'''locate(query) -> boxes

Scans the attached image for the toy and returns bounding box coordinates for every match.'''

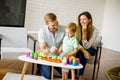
[62,57,68,65]
[26,52,62,63]
[26,52,30,57]
[34,53,38,60]
[30,52,34,59]
[62,56,80,66]
[26,52,80,65]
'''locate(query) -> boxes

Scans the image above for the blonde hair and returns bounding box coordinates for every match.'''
[66,22,77,33]
[76,11,93,43]
[44,13,57,23]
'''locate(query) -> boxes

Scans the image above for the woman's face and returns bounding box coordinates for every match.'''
[80,15,90,27]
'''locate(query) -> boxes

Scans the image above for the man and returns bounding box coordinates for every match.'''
[38,13,65,79]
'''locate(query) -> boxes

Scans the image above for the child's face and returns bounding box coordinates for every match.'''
[65,28,75,38]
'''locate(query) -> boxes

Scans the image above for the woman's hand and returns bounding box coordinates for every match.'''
[83,50,91,59]
[82,24,88,29]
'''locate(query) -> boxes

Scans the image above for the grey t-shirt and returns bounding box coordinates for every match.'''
[38,25,65,55]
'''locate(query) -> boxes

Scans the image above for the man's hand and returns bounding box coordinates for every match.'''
[50,46,58,53]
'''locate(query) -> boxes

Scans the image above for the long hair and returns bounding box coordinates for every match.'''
[76,11,93,43]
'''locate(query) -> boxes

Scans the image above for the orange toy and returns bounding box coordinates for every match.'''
[39,52,62,63]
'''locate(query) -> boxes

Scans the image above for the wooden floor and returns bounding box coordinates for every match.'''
[84,48,120,80]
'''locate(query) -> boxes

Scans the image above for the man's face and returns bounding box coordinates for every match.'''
[47,20,58,32]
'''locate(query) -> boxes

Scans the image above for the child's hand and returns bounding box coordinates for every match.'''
[63,54,69,58]
[58,47,62,54]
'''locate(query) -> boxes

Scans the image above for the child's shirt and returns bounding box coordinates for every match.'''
[60,36,78,57]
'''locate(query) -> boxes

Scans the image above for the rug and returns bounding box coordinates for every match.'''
[3,72,75,80]
[3,72,46,80]
[106,66,120,80]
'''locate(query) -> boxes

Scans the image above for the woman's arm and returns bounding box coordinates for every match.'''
[82,27,99,49]
[79,47,91,59]
[82,29,87,40]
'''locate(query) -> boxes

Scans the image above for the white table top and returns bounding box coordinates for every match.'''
[18,55,83,69]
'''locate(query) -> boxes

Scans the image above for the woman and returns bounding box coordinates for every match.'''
[76,11,99,80]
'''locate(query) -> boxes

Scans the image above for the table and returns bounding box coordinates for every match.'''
[18,55,83,80]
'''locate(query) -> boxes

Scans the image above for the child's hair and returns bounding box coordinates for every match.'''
[66,22,77,33]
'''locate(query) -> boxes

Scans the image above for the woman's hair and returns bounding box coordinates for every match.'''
[44,13,57,23]
[66,22,77,33]
[76,11,93,43]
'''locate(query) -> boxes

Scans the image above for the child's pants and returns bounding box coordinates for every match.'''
[62,68,69,72]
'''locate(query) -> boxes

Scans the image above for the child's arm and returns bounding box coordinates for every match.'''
[64,48,78,57]
[58,44,63,54]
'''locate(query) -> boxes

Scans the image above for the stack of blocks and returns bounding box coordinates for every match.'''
[62,56,80,66]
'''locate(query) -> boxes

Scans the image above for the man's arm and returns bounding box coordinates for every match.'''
[39,42,49,54]
[39,42,59,54]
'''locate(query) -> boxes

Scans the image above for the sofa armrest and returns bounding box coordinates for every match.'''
[0,34,2,40]
[27,34,37,42]
[27,34,37,52]
[0,34,2,59]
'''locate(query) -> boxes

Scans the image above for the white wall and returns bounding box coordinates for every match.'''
[25,0,105,34]
[24,0,119,52]
[102,0,120,52]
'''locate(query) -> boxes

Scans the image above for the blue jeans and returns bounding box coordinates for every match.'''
[37,64,61,79]
[76,47,96,76]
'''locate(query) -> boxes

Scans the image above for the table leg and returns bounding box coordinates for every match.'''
[20,62,29,80]
[71,69,75,80]
[51,66,54,80]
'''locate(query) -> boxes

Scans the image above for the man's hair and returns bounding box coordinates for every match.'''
[66,22,77,33]
[44,13,57,23]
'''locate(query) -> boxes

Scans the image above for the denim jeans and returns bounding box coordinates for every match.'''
[76,47,97,75]
[37,64,61,79]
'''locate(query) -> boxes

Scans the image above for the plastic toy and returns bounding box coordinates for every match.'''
[30,52,34,59]
[26,52,80,65]
[26,52,62,63]
[62,56,80,66]
[62,57,68,65]
[26,52,30,57]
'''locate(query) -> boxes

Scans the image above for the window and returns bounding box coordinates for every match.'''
[0,0,26,27]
